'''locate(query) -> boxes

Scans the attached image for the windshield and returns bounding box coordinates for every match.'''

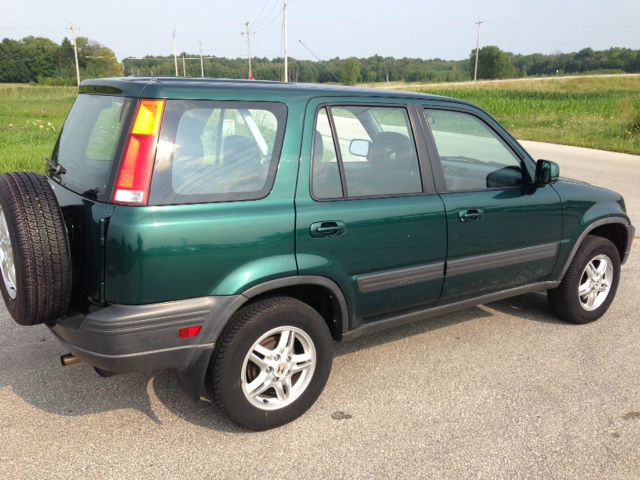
[52,94,135,201]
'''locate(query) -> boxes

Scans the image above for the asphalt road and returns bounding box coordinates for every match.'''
[1,142,638,479]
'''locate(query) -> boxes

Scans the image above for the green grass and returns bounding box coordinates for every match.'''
[408,76,640,155]
[0,77,638,175]
[0,84,76,173]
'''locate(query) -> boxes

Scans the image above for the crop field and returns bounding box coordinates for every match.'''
[0,75,638,174]
[406,75,640,155]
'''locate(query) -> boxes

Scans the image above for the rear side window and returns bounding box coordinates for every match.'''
[312,105,422,199]
[149,100,287,205]
[52,94,135,201]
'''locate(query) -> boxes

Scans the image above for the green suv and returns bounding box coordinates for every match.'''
[0,78,634,430]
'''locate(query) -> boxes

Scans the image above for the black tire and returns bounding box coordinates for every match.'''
[207,296,333,430]
[548,235,621,324]
[0,173,72,325]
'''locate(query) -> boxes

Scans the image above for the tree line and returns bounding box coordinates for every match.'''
[0,36,121,84]
[1,35,639,85]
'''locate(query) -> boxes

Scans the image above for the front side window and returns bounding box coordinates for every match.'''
[149,100,286,205]
[425,109,525,191]
[312,105,422,199]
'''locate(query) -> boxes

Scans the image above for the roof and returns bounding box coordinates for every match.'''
[80,76,463,104]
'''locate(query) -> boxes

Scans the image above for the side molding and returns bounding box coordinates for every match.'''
[447,243,558,277]
[357,262,444,293]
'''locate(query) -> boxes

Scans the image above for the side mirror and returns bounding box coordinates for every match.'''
[535,159,560,185]
[349,139,371,157]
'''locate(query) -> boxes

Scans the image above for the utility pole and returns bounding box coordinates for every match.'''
[241,22,254,79]
[283,0,289,82]
[199,40,204,78]
[474,20,483,81]
[69,24,81,87]
[182,53,186,77]
[172,29,178,76]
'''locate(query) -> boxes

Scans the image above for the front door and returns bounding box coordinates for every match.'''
[421,106,563,303]
[295,99,447,327]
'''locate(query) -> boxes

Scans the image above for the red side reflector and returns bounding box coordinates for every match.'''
[178,325,202,339]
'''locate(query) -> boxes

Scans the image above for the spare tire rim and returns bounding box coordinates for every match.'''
[241,326,316,411]
[0,206,17,299]
[578,254,613,311]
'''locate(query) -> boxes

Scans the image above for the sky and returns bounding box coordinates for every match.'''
[2,0,639,61]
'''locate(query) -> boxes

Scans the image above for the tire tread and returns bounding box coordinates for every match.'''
[0,173,72,325]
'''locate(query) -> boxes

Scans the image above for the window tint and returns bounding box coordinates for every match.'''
[425,109,524,191]
[149,100,286,205]
[312,105,422,199]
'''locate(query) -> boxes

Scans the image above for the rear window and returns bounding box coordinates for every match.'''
[149,100,287,205]
[52,94,134,201]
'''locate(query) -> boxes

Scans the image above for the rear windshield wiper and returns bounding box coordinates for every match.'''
[81,187,100,199]
[46,158,67,176]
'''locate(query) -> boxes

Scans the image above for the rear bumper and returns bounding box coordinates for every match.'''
[49,295,244,374]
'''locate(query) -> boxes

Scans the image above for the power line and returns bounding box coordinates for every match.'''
[253,0,275,27]
[298,39,340,82]
[254,0,280,31]
[254,4,284,33]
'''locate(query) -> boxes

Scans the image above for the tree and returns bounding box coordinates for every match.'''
[340,58,361,85]
[0,37,59,82]
[470,46,516,80]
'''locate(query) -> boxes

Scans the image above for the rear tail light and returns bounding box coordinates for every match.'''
[113,99,165,205]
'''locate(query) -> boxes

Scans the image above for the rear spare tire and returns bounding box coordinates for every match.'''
[0,173,72,325]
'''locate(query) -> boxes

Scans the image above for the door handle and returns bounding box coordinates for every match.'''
[459,209,484,223]
[310,221,346,238]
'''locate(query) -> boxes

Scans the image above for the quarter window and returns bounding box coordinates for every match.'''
[312,105,422,199]
[149,100,286,205]
[424,109,525,191]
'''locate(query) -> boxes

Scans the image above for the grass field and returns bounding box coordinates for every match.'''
[0,84,76,173]
[0,75,638,174]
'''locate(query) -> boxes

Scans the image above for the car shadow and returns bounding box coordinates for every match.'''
[484,291,566,326]
[1,292,565,432]
[334,291,565,357]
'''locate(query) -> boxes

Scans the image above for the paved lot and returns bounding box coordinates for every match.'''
[1,142,638,479]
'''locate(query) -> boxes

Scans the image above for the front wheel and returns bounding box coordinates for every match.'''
[548,235,621,324]
[206,296,333,430]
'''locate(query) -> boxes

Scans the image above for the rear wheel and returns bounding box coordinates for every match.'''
[0,173,72,325]
[206,296,333,430]
[548,236,620,324]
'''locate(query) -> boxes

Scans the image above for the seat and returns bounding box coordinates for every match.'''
[312,130,343,198]
[218,135,266,192]
[357,132,421,195]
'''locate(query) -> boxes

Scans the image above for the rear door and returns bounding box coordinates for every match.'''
[419,104,563,302]
[295,98,447,328]
[49,93,135,309]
